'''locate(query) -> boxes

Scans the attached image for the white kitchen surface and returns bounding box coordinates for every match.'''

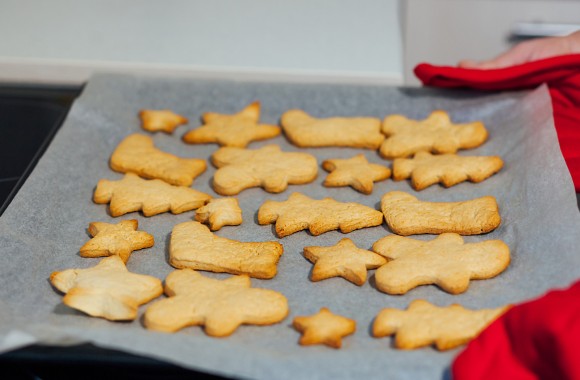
[0,0,402,85]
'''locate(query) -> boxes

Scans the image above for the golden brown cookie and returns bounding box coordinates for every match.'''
[293,307,356,349]
[110,134,207,186]
[194,197,242,231]
[381,191,501,235]
[182,101,280,147]
[379,110,488,159]
[393,151,504,190]
[50,256,162,321]
[303,238,386,286]
[372,233,510,294]
[211,145,318,195]
[280,109,384,149]
[258,192,384,238]
[144,269,289,336]
[322,154,391,194]
[373,299,510,350]
[79,219,154,263]
[94,173,211,217]
[139,109,188,133]
[170,221,283,279]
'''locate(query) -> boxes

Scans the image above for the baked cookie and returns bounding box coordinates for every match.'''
[80,219,154,263]
[194,197,242,231]
[372,233,510,294]
[110,134,207,186]
[303,238,386,286]
[139,109,188,133]
[293,307,356,349]
[144,269,288,336]
[280,109,384,149]
[381,191,501,235]
[182,101,280,147]
[372,299,510,350]
[211,145,318,195]
[50,256,162,321]
[94,173,211,217]
[379,110,488,159]
[393,151,503,190]
[322,154,391,194]
[258,192,384,238]
[170,221,283,279]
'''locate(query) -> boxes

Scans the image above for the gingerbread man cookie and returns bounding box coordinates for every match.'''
[144,269,288,336]
[211,145,318,195]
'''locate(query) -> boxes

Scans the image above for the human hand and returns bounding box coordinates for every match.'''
[458,30,580,69]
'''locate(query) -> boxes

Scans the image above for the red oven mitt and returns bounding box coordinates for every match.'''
[415,54,580,191]
[415,56,580,378]
[452,281,580,380]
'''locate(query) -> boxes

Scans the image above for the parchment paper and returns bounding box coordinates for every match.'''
[1,74,580,380]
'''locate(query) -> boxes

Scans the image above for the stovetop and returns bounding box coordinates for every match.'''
[0,85,79,215]
[0,84,223,380]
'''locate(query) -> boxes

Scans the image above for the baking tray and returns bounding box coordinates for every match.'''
[1,74,579,380]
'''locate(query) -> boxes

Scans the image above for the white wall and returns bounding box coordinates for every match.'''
[0,0,403,85]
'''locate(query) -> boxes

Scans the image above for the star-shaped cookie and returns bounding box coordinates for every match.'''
[293,307,356,349]
[139,109,188,133]
[372,299,509,350]
[379,110,488,159]
[144,269,289,336]
[50,256,163,321]
[182,101,280,147]
[80,219,154,263]
[303,238,386,285]
[194,197,243,231]
[322,154,391,194]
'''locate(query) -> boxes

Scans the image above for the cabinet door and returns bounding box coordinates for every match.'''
[404,0,580,85]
